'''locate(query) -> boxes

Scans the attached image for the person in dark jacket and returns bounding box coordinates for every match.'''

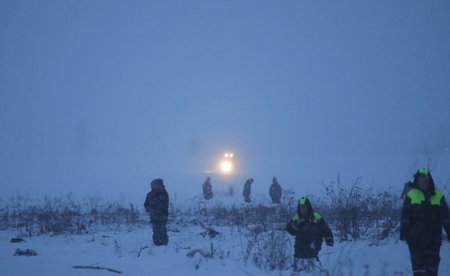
[202,176,213,200]
[400,168,450,276]
[269,177,282,204]
[144,178,169,246]
[243,178,253,203]
[286,197,333,272]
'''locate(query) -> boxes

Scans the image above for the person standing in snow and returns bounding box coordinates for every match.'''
[286,197,334,272]
[269,177,282,204]
[144,178,169,246]
[400,168,450,276]
[202,176,213,200]
[243,178,253,203]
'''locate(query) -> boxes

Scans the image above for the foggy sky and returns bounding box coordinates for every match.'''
[1,1,450,202]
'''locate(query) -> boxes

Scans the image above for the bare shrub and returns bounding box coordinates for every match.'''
[322,174,366,240]
[0,194,142,236]
[0,178,404,243]
[252,230,292,270]
[321,173,401,241]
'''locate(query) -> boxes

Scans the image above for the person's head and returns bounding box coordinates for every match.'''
[272,177,277,184]
[297,197,313,217]
[417,174,430,191]
[151,178,164,190]
[247,178,254,184]
[413,168,434,192]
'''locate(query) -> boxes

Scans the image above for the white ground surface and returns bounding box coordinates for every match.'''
[1,224,449,275]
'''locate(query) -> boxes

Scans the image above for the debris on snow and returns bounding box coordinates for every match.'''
[10,237,26,243]
[13,248,37,256]
[72,265,122,274]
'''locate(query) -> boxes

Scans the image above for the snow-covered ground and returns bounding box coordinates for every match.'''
[1,191,449,275]
[1,223,449,275]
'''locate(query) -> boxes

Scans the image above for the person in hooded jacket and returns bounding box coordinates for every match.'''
[202,176,213,200]
[400,168,450,276]
[286,197,333,272]
[269,177,282,204]
[144,178,169,246]
[243,178,253,203]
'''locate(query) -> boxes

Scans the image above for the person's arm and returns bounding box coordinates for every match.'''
[163,191,169,217]
[439,195,450,241]
[285,219,299,236]
[275,186,282,198]
[400,196,412,241]
[319,218,334,246]
[144,193,151,213]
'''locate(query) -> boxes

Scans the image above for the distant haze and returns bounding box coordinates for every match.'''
[1,1,449,202]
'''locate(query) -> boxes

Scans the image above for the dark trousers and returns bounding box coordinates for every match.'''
[152,222,168,246]
[408,243,440,276]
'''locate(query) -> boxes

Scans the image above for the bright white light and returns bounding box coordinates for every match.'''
[224,152,234,158]
[220,160,233,173]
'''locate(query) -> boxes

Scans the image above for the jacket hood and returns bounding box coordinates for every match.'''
[412,168,435,195]
[297,197,314,219]
[151,178,165,191]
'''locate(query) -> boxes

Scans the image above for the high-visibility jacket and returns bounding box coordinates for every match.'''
[286,197,333,259]
[400,187,450,246]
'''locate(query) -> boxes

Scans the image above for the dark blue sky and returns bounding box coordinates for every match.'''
[1,1,450,201]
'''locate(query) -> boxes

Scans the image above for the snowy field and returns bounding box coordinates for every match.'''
[1,192,450,275]
[1,221,450,275]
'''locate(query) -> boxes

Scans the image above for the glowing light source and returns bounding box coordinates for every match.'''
[220,160,233,174]
[219,152,235,174]
[224,152,234,158]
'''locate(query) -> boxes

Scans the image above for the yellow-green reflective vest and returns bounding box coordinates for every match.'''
[407,188,443,205]
[292,212,322,223]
